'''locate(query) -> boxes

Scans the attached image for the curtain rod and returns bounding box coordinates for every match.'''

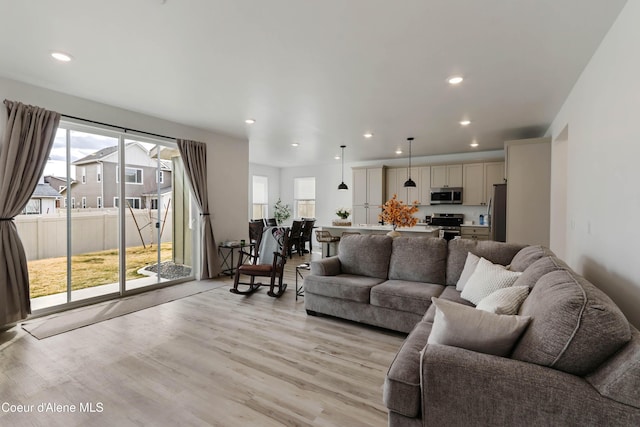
[61,114,177,141]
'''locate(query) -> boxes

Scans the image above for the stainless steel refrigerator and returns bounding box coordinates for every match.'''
[490,183,507,242]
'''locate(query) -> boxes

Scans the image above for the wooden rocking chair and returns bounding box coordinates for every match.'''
[230,226,290,297]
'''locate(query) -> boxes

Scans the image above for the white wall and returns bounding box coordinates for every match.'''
[547,1,640,328]
[0,77,249,257]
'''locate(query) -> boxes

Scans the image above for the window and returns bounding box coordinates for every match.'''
[150,198,158,210]
[81,197,87,208]
[71,197,76,209]
[63,198,67,208]
[22,199,41,215]
[116,167,143,184]
[59,185,65,191]
[252,175,268,219]
[114,197,141,209]
[156,170,164,184]
[81,167,86,184]
[97,164,102,183]
[294,177,316,219]
[97,196,102,209]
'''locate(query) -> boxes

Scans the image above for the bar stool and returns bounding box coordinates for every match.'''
[315,230,340,258]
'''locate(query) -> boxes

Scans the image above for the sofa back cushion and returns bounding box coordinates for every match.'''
[389,237,447,284]
[338,234,393,279]
[513,256,568,289]
[509,245,555,272]
[512,269,631,376]
[446,239,526,286]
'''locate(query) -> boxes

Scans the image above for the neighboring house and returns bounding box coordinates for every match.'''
[23,178,61,215]
[68,142,172,209]
[44,175,73,208]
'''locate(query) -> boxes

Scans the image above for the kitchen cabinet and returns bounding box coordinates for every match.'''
[431,164,462,188]
[462,161,505,206]
[505,137,550,246]
[353,166,385,224]
[463,163,484,205]
[484,161,505,205]
[461,225,490,241]
[386,166,431,205]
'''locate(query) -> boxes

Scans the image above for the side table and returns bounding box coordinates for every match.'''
[295,263,310,301]
[218,242,255,276]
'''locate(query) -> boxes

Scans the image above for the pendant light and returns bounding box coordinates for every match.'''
[338,145,348,191]
[404,137,416,187]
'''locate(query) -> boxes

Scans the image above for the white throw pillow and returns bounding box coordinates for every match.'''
[427,297,531,357]
[476,286,530,315]
[460,257,522,305]
[456,252,480,291]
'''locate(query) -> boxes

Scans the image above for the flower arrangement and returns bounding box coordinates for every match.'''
[379,194,419,230]
[336,207,351,219]
[273,198,291,224]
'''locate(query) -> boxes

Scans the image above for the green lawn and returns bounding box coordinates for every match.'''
[28,243,172,298]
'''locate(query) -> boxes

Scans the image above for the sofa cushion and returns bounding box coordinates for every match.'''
[446,239,526,286]
[428,297,531,357]
[512,269,631,376]
[512,255,567,288]
[371,280,445,315]
[476,286,530,315]
[456,252,480,291]
[509,245,555,272]
[460,257,522,305]
[338,234,392,279]
[303,274,385,303]
[384,320,432,418]
[388,237,447,284]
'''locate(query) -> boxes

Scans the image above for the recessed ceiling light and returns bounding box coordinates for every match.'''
[459,120,471,126]
[448,76,464,85]
[395,149,403,155]
[51,52,72,62]
[363,132,373,138]
[244,118,256,124]
[470,140,479,148]
[334,155,341,160]
[291,143,299,147]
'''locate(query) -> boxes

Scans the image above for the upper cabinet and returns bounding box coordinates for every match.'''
[484,162,505,204]
[462,161,505,206]
[431,164,462,188]
[353,166,386,224]
[386,166,431,205]
[462,163,484,205]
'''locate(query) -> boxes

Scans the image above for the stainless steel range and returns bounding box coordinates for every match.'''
[429,213,464,241]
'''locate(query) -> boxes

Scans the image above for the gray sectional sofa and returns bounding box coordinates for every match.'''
[303,235,640,426]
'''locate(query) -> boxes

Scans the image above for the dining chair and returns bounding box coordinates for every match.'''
[300,219,316,254]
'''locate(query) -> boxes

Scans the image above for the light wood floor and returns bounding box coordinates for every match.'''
[0,251,406,427]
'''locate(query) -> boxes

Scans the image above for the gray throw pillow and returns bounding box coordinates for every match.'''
[428,297,531,357]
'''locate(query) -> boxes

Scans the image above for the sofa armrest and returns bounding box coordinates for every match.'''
[421,344,640,426]
[310,256,341,276]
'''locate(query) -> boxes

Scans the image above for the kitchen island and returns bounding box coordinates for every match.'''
[321,224,441,237]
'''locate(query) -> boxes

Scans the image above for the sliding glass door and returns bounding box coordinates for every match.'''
[18,123,195,312]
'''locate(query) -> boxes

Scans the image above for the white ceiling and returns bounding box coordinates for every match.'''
[0,0,627,168]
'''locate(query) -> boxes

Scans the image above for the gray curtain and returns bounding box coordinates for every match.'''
[1,100,60,325]
[176,139,220,278]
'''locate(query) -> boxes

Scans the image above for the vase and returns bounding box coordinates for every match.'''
[386,229,401,238]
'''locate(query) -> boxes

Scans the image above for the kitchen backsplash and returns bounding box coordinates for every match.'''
[416,205,490,225]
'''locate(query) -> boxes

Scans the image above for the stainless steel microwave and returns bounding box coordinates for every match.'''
[430,187,463,204]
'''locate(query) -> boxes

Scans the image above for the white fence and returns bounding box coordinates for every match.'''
[15,209,172,261]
